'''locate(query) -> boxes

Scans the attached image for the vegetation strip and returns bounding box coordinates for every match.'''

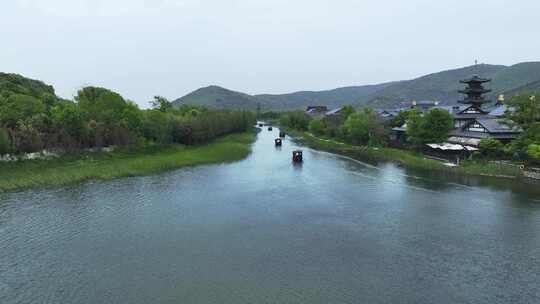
[0,131,256,192]
[292,131,522,179]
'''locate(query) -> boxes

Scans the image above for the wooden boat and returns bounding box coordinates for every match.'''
[292,150,303,162]
[268,126,273,131]
[275,138,282,146]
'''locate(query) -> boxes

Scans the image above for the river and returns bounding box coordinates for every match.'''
[2,127,540,303]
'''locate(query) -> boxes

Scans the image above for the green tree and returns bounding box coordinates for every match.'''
[150,96,173,113]
[508,122,540,159]
[406,109,452,144]
[280,111,311,130]
[309,119,326,136]
[76,87,127,124]
[391,110,412,128]
[527,144,540,162]
[479,138,504,158]
[0,128,11,154]
[121,101,144,134]
[12,121,43,153]
[422,108,453,143]
[142,110,173,144]
[51,101,86,139]
[340,105,356,119]
[504,92,540,159]
[504,92,540,130]
[343,108,386,145]
[405,109,424,145]
[0,94,46,128]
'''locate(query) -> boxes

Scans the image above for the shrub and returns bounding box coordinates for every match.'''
[280,111,311,130]
[309,119,326,136]
[343,108,387,146]
[0,128,11,155]
[479,138,504,158]
[407,108,453,144]
[527,144,540,163]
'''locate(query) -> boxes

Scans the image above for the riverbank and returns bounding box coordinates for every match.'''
[290,131,523,179]
[0,131,257,192]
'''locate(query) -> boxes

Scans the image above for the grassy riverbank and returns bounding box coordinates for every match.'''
[0,131,257,192]
[292,131,523,179]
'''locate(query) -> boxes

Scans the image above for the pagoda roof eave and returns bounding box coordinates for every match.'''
[458,89,492,94]
[459,77,491,83]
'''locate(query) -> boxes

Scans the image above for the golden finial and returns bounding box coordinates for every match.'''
[498,95,505,103]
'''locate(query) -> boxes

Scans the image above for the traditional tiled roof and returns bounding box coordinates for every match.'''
[306,106,328,117]
[476,118,522,133]
[487,104,515,117]
[325,107,343,116]
[460,75,491,83]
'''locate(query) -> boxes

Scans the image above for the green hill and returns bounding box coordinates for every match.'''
[0,73,56,98]
[501,79,540,97]
[255,83,396,110]
[173,61,540,110]
[362,64,507,108]
[173,85,260,110]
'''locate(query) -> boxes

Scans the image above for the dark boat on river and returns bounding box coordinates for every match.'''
[279,131,285,137]
[275,138,282,146]
[292,150,303,162]
[268,126,273,131]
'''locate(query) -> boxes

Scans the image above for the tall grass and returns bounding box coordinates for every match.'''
[0,131,257,192]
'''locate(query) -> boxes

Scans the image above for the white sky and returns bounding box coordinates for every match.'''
[2,0,539,107]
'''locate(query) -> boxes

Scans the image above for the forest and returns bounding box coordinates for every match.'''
[0,73,256,155]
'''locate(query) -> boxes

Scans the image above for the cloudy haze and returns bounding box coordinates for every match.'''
[2,0,539,106]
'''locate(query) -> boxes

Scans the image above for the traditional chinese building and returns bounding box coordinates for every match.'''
[390,75,522,152]
[447,76,521,147]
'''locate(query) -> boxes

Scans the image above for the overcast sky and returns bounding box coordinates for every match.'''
[2,0,539,107]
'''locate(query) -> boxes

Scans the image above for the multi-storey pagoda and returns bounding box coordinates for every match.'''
[452,75,492,129]
[459,75,491,107]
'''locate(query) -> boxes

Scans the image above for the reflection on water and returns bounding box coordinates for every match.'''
[2,127,540,304]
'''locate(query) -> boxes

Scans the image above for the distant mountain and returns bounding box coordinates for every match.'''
[174,85,260,110]
[361,64,507,108]
[172,62,540,110]
[254,83,396,110]
[501,79,540,97]
[173,83,395,111]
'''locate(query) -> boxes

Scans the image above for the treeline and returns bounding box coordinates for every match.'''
[0,74,255,155]
[279,107,392,146]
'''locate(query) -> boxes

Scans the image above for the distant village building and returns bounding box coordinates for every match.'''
[410,100,440,112]
[305,106,328,118]
[305,106,346,129]
[323,107,346,129]
[390,75,522,154]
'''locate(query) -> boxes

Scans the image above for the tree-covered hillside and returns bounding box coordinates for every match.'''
[174,85,260,110]
[0,73,56,99]
[362,64,506,108]
[254,83,395,110]
[172,62,540,110]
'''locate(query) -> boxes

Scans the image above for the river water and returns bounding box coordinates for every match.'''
[2,127,540,303]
